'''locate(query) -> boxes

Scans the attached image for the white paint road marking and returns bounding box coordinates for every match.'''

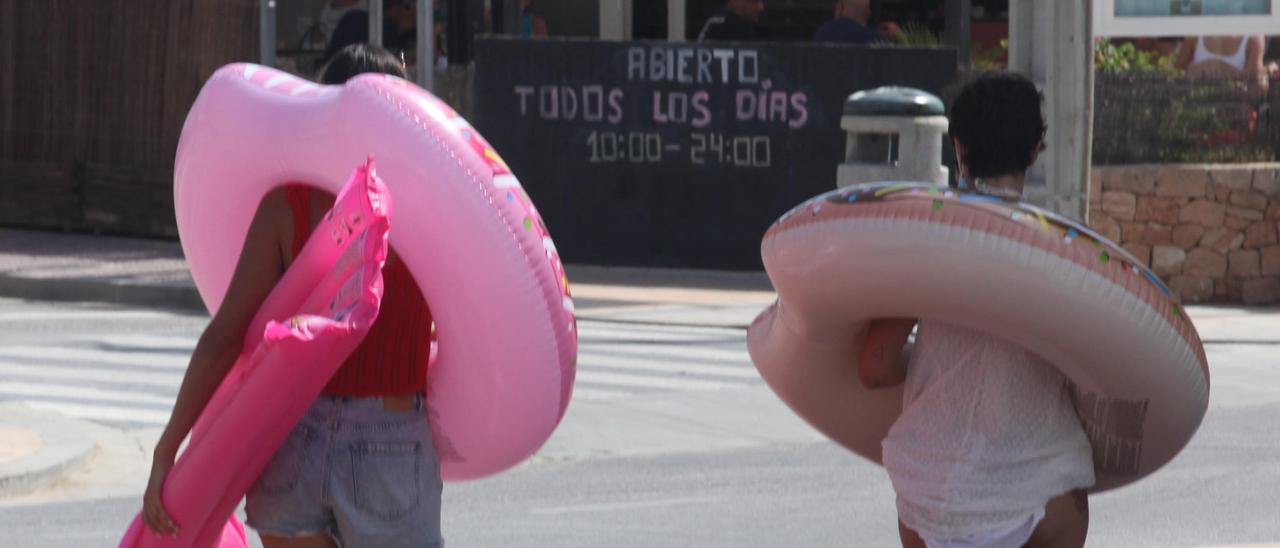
[18,400,171,425]
[530,496,724,515]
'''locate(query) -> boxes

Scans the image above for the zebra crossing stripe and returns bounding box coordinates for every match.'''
[19,400,171,425]
[0,381,173,405]
[0,310,183,322]
[567,387,636,401]
[70,333,198,351]
[581,342,749,364]
[0,346,189,370]
[0,316,762,419]
[578,353,758,380]
[0,362,184,387]
[578,321,744,340]
[575,370,732,391]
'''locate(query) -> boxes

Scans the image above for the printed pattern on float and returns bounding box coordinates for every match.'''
[770,182,1203,370]
[410,81,578,332]
[750,180,1212,492]
[781,183,1168,295]
[377,75,577,338]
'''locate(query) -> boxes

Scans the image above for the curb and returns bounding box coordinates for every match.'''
[0,264,770,315]
[565,264,772,291]
[0,404,100,498]
[0,275,205,312]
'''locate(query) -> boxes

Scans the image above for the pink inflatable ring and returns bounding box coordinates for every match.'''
[747,182,1209,492]
[175,63,578,481]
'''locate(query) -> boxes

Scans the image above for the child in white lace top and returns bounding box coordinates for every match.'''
[858,73,1096,548]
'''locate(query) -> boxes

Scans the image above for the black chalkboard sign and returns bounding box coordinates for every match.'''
[474,37,957,269]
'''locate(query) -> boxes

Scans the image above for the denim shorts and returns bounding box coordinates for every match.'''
[245,394,443,548]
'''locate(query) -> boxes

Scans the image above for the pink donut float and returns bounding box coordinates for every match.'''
[747,183,1209,492]
[175,63,578,481]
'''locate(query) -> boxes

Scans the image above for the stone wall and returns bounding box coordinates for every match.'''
[1087,164,1280,305]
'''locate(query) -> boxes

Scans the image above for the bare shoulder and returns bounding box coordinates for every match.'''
[256,186,296,248]
[202,187,293,336]
[245,187,297,260]
[258,187,293,219]
[1249,35,1267,53]
[306,187,337,227]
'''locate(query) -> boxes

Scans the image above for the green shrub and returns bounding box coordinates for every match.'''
[1093,39,1181,76]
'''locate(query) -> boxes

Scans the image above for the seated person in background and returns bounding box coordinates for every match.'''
[320,0,417,68]
[520,0,549,38]
[813,0,896,45]
[697,0,766,42]
[318,0,368,44]
[1175,35,1270,92]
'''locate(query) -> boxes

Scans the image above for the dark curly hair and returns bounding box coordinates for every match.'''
[947,72,1046,179]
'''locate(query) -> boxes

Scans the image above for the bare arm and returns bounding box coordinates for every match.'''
[857,319,917,389]
[154,191,289,460]
[1174,37,1196,71]
[143,190,289,535]
[1247,36,1268,92]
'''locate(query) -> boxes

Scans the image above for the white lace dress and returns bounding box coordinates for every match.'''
[881,321,1096,540]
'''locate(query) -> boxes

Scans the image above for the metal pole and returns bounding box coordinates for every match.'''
[491,0,505,33]
[599,0,615,39]
[667,0,686,41]
[259,0,277,67]
[599,0,632,40]
[503,0,521,35]
[943,0,971,67]
[370,0,385,46]
[1007,0,1091,218]
[623,0,633,40]
[447,0,469,64]
[418,0,434,90]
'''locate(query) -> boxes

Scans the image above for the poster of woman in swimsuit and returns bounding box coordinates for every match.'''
[1096,0,1278,36]
[1114,0,1270,16]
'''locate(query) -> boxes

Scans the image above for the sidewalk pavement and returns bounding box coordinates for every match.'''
[0,227,1277,499]
[0,404,98,498]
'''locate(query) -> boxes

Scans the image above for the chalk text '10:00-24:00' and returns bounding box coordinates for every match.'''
[586,131,772,168]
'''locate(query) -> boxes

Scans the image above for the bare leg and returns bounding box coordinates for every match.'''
[896,488,1087,548]
[1025,489,1089,548]
[261,534,340,548]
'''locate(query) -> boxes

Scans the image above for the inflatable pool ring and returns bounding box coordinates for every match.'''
[747,182,1209,492]
[121,162,390,548]
[122,519,245,548]
[174,64,578,481]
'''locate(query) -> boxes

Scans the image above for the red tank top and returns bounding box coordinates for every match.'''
[287,186,432,396]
